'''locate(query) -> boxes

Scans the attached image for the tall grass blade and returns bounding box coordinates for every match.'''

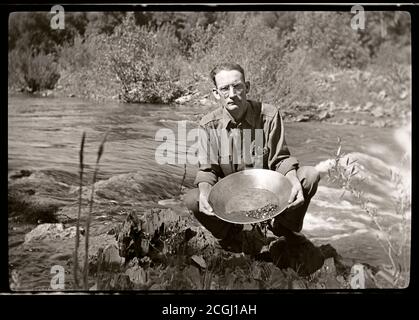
[83,131,109,290]
[73,131,85,289]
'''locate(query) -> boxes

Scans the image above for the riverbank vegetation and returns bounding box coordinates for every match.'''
[9,11,411,124]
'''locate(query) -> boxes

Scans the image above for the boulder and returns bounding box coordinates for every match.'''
[175,94,192,104]
[24,223,77,243]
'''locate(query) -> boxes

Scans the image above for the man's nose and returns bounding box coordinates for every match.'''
[228,85,236,97]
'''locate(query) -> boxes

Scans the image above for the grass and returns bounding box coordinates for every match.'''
[73,131,109,290]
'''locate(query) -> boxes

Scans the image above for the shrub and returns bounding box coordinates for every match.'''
[104,14,186,103]
[8,48,60,92]
[57,32,119,100]
[292,12,370,69]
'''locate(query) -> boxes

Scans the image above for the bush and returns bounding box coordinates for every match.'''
[8,48,60,92]
[57,33,119,100]
[104,14,186,103]
[188,13,289,101]
[292,12,370,69]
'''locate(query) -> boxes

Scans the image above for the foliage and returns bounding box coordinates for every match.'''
[103,14,186,103]
[8,11,411,107]
[292,12,370,69]
[8,48,60,92]
[57,32,119,100]
[327,138,410,288]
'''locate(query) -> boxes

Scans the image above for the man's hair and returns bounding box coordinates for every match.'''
[210,63,245,86]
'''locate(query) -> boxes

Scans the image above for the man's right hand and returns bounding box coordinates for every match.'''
[198,182,215,216]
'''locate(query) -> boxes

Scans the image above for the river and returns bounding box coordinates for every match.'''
[8,94,411,289]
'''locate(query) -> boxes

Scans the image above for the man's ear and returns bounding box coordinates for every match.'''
[245,81,250,93]
[212,88,221,100]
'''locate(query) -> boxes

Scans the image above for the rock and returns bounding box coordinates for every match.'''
[9,170,32,180]
[377,90,387,100]
[318,110,332,121]
[371,106,384,118]
[361,71,371,81]
[364,101,374,110]
[399,90,408,100]
[97,244,124,271]
[24,223,77,243]
[191,255,207,269]
[269,237,325,276]
[295,114,311,122]
[56,85,63,90]
[353,105,362,112]
[318,102,327,110]
[175,94,192,104]
[68,93,75,98]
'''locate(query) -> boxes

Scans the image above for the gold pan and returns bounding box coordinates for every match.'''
[208,169,292,224]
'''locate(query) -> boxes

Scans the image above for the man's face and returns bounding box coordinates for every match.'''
[213,69,250,116]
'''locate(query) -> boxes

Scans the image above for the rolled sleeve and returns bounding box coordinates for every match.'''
[194,125,221,186]
[275,156,299,175]
[194,170,218,186]
[267,109,299,175]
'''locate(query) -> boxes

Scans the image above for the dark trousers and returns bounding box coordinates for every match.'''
[184,166,320,241]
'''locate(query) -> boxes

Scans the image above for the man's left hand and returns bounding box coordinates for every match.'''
[285,170,305,210]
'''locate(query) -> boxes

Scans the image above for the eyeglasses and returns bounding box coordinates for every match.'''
[217,83,245,98]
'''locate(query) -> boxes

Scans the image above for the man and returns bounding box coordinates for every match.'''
[184,62,321,261]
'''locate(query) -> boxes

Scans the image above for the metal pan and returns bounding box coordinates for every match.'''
[208,169,292,224]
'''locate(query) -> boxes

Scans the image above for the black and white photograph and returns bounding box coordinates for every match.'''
[7,6,412,293]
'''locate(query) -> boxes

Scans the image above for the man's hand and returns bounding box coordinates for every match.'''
[285,170,304,210]
[198,182,215,216]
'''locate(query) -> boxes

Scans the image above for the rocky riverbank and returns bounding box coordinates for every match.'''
[10,66,410,129]
[9,168,395,291]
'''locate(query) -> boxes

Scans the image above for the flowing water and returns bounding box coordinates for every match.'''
[8,94,411,289]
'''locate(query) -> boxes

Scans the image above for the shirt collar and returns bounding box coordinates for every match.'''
[221,100,256,129]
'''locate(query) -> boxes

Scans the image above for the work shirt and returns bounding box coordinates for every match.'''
[194,100,299,186]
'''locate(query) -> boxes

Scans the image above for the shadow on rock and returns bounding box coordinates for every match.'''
[268,237,326,276]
